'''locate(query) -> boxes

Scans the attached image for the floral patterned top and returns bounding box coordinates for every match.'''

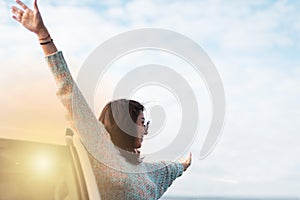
[45,51,184,200]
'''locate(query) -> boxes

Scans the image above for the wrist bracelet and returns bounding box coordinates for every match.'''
[40,39,53,45]
[39,34,51,41]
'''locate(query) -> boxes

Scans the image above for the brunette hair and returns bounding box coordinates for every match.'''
[99,99,144,152]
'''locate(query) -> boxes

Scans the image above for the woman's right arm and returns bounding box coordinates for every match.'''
[11,0,118,162]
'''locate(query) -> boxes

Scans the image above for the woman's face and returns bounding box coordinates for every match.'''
[134,111,147,148]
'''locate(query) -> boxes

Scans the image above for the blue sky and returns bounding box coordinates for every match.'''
[1,0,300,198]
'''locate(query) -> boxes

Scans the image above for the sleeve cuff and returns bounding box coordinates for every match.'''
[174,161,184,177]
[45,51,69,76]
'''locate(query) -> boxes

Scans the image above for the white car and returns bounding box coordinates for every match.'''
[0,128,101,200]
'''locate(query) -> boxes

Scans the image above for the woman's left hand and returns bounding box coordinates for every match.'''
[179,153,192,171]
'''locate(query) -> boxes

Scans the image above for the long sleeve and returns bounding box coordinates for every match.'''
[145,161,184,199]
[45,51,118,162]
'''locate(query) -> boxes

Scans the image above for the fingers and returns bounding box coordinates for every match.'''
[11,5,20,13]
[16,0,29,10]
[11,0,36,23]
[12,15,18,22]
[187,153,192,164]
[184,153,192,171]
[33,0,39,11]
[11,0,28,21]
[11,6,24,21]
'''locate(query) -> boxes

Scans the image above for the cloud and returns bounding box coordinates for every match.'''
[1,0,300,197]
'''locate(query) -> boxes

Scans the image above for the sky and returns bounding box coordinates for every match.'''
[1,0,300,198]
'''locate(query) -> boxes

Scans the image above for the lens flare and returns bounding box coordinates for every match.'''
[31,153,54,174]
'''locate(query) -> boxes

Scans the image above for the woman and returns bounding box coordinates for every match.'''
[11,0,192,199]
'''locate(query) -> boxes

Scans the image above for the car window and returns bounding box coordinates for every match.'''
[0,138,81,200]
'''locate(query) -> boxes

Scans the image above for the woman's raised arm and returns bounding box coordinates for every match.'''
[11,0,57,55]
[11,0,119,164]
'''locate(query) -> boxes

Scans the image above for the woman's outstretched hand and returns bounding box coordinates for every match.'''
[179,153,192,171]
[11,0,48,38]
[11,0,57,55]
